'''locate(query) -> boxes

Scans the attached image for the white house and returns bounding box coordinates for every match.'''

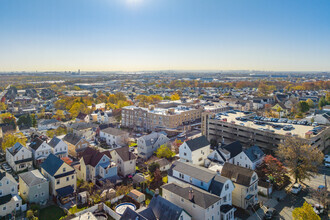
[48,136,68,158]
[207,141,243,165]
[37,119,60,131]
[162,182,222,220]
[97,111,115,124]
[137,132,170,159]
[6,142,33,172]
[179,136,210,165]
[233,145,265,170]
[221,163,259,209]
[0,169,22,217]
[29,137,52,166]
[110,146,136,177]
[99,127,129,147]
[76,112,90,123]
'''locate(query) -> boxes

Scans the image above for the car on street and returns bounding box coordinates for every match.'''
[291,183,302,194]
[264,208,277,220]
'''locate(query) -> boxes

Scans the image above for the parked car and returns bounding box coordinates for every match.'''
[177,133,185,138]
[291,183,302,194]
[312,122,319,127]
[264,208,277,220]
[313,204,324,215]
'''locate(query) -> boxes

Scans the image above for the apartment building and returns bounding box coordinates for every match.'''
[202,112,330,152]
[121,105,202,131]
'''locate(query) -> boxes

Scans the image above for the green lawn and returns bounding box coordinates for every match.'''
[39,205,66,220]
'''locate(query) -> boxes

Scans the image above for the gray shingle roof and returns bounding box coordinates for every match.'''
[170,161,215,183]
[101,127,128,136]
[209,175,228,196]
[222,141,242,158]
[147,195,186,220]
[48,136,61,148]
[244,145,265,162]
[114,146,136,162]
[162,183,220,209]
[184,135,210,151]
[63,133,82,145]
[221,163,255,187]
[19,170,48,186]
[7,142,24,156]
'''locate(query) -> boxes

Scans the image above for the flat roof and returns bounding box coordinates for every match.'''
[212,112,316,138]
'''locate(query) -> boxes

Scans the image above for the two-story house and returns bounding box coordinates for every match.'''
[137,132,170,159]
[168,161,235,219]
[233,146,265,170]
[63,133,89,158]
[41,154,76,202]
[179,136,211,165]
[37,119,60,131]
[97,110,115,124]
[99,127,129,148]
[75,112,90,123]
[6,142,33,172]
[77,147,117,184]
[162,182,222,220]
[29,137,52,166]
[110,146,136,177]
[0,169,22,217]
[221,163,258,209]
[48,136,68,158]
[207,141,243,165]
[19,169,49,205]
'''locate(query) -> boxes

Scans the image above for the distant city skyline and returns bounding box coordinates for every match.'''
[1,0,330,71]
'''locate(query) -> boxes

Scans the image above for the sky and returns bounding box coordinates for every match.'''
[0,0,330,72]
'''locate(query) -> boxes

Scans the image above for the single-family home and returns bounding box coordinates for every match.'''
[221,163,258,209]
[29,137,52,166]
[19,169,49,205]
[207,141,243,165]
[37,118,60,131]
[99,127,129,147]
[154,158,172,171]
[48,136,68,158]
[233,145,265,170]
[0,169,22,217]
[110,146,136,177]
[63,133,89,158]
[75,112,90,123]
[179,136,211,165]
[162,182,222,220]
[77,147,117,184]
[6,142,33,172]
[41,154,76,201]
[137,132,170,159]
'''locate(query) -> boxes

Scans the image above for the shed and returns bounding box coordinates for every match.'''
[128,189,146,203]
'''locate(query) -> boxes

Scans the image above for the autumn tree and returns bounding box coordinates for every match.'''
[2,133,27,151]
[170,93,180,101]
[156,144,175,159]
[292,202,320,220]
[148,162,160,174]
[0,102,7,111]
[318,96,327,109]
[53,110,66,121]
[311,186,329,209]
[306,99,314,108]
[276,137,323,183]
[297,101,310,113]
[256,155,288,187]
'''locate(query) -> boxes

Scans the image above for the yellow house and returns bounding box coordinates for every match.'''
[271,103,289,117]
[63,133,89,158]
[41,154,76,201]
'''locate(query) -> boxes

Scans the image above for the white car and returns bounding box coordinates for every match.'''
[291,183,302,194]
[178,133,185,138]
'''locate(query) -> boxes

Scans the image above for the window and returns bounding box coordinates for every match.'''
[184,152,187,156]
[201,181,204,186]
[225,184,229,190]
[11,187,15,192]
[223,195,227,202]
[16,203,19,207]
[0,190,2,196]
[3,206,6,211]
[63,168,66,172]
[66,177,69,181]
[57,180,60,185]
[72,175,74,179]
[35,194,38,198]
[38,184,41,189]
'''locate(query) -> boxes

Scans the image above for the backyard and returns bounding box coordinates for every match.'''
[39,205,66,220]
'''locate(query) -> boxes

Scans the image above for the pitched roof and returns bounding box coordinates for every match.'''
[222,141,242,158]
[76,112,88,120]
[114,146,136,162]
[169,161,215,183]
[209,175,229,196]
[41,154,64,176]
[0,194,12,206]
[101,127,128,136]
[162,183,220,209]
[81,147,111,167]
[221,163,255,187]
[48,136,62,148]
[154,158,171,167]
[63,133,83,145]
[0,169,16,183]
[7,142,25,156]
[184,135,210,151]
[120,207,148,220]
[19,169,47,186]
[29,137,47,150]
[147,195,186,220]
[243,145,265,162]
[140,132,168,147]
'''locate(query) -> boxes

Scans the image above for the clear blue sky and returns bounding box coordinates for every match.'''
[1,0,330,71]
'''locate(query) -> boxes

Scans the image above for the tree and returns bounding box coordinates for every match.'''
[256,155,288,186]
[292,202,320,220]
[306,99,314,108]
[297,101,310,113]
[0,102,7,111]
[69,102,87,118]
[318,96,327,109]
[53,110,65,121]
[170,93,180,101]
[276,137,323,183]
[17,114,32,128]
[0,113,16,124]
[46,130,55,138]
[173,139,183,154]
[31,114,37,127]
[2,133,27,151]
[311,187,329,209]
[156,144,175,159]
[148,162,160,174]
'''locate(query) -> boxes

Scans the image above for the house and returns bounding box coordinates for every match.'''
[63,133,89,158]
[110,146,136,177]
[0,169,22,217]
[41,154,76,201]
[233,145,265,170]
[121,193,192,220]
[162,182,222,220]
[99,127,129,147]
[37,118,60,131]
[306,111,330,125]
[271,103,289,117]
[97,110,116,124]
[221,163,258,209]
[154,158,172,171]
[77,147,117,184]
[75,112,90,123]
[19,170,49,205]
[69,122,97,140]
[168,161,235,219]
[29,137,52,166]
[137,132,170,159]
[207,141,243,165]
[48,136,68,158]
[6,142,33,172]
[179,136,211,165]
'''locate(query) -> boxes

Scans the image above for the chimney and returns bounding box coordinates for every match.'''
[155,188,159,197]
[188,187,194,201]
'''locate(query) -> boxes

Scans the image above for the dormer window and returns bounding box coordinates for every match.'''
[63,168,66,172]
